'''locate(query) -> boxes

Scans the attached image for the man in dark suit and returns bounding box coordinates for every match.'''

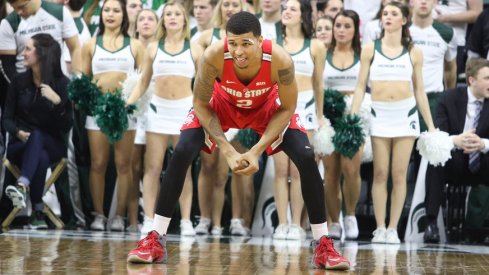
[424,58,489,243]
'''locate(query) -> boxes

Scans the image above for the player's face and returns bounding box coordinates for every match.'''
[11,0,35,18]
[136,10,158,39]
[23,39,38,68]
[411,0,436,18]
[102,0,124,30]
[282,0,301,27]
[334,15,355,44]
[126,0,143,25]
[324,0,343,19]
[260,0,282,14]
[381,5,406,32]
[163,5,186,32]
[315,18,333,46]
[471,67,489,99]
[221,0,242,24]
[193,0,214,26]
[227,32,263,69]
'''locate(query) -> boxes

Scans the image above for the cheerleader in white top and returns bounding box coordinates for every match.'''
[273,0,326,240]
[127,2,203,237]
[350,2,435,244]
[80,0,145,231]
[128,8,159,233]
[322,10,364,240]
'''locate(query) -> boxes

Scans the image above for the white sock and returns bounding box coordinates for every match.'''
[152,214,171,236]
[310,222,329,241]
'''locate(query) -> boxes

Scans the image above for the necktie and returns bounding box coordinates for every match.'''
[469,100,482,173]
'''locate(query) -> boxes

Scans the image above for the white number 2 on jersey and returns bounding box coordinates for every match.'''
[236,99,253,108]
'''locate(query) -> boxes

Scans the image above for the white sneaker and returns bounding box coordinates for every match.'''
[195,217,211,235]
[328,222,342,239]
[343,216,359,239]
[127,224,140,233]
[110,215,125,232]
[273,224,288,239]
[230,219,251,236]
[140,216,153,236]
[385,228,401,244]
[372,227,386,243]
[286,224,306,240]
[180,219,196,236]
[211,226,223,236]
[90,213,106,231]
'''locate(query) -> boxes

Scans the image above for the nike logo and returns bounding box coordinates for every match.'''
[226,80,235,84]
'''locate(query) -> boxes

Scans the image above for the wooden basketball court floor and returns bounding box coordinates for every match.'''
[1,229,489,274]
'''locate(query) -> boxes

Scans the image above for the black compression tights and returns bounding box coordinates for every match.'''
[154,128,326,224]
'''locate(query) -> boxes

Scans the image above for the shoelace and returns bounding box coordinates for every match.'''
[137,234,161,249]
[316,237,341,258]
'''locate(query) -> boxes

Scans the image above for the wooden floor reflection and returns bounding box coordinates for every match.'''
[1,230,489,274]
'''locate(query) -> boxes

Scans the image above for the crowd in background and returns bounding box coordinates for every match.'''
[1,0,489,244]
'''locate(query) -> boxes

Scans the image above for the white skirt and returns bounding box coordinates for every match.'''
[146,94,193,135]
[370,96,420,138]
[296,90,317,130]
[85,115,137,131]
[134,114,147,145]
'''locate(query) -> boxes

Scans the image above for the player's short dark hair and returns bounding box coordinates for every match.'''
[226,11,261,37]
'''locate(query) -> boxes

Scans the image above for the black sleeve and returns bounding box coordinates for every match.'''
[0,54,17,109]
[2,75,18,137]
[51,77,73,134]
[435,91,450,132]
[467,10,489,57]
[0,54,17,83]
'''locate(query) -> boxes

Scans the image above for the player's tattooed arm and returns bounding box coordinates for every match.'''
[194,57,219,102]
[277,65,295,85]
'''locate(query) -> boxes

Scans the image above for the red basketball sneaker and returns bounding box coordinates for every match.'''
[127,230,167,264]
[312,235,350,270]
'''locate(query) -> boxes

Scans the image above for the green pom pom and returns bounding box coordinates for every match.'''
[236,129,260,149]
[323,88,346,126]
[68,74,101,115]
[94,89,135,143]
[332,114,365,159]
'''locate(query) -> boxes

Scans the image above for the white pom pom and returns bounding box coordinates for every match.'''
[361,137,373,163]
[121,71,154,116]
[313,118,336,156]
[122,70,140,100]
[416,130,454,167]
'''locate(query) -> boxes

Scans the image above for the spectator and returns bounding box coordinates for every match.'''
[410,0,457,133]
[127,0,142,38]
[0,0,81,76]
[191,0,218,42]
[467,8,489,59]
[434,0,483,78]
[4,33,73,229]
[257,0,282,40]
[424,58,489,243]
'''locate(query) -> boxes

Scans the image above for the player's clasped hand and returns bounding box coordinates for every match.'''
[233,152,259,176]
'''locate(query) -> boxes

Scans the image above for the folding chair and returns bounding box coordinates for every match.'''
[1,133,67,229]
